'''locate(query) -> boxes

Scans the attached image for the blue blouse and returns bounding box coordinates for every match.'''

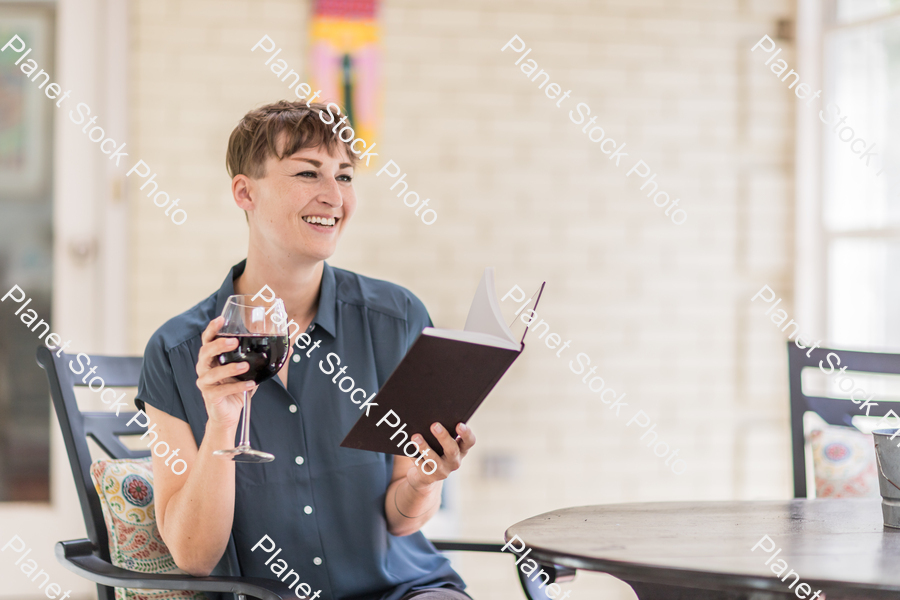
[135,260,465,600]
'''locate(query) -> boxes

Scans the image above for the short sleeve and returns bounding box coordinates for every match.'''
[404,291,434,353]
[135,330,189,423]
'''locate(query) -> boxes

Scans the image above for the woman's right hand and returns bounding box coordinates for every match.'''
[195,316,256,429]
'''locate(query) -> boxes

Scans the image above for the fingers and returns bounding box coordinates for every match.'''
[200,316,224,345]
[196,318,239,378]
[199,336,239,368]
[198,361,250,389]
[430,423,460,462]
[409,423,464,475]
[455,422,476,454]
[208,380,255,402]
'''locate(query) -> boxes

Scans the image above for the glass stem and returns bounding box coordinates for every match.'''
[238,389,252,448]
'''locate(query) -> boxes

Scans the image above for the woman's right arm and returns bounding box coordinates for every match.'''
[149,316,255,577]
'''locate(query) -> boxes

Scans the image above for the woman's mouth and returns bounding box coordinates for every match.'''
[302,215,337,228]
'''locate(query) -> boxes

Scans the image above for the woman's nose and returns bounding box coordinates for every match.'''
[316,177,344,207]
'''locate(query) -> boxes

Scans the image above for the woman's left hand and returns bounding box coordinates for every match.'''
[405,422,476,492]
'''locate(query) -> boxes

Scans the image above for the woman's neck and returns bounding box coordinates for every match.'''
[233,244,324,332]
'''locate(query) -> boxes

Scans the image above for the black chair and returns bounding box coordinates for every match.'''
[787,341,900,498]
[37,346,574,600]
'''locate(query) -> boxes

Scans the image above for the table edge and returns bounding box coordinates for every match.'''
[505,500,900,597]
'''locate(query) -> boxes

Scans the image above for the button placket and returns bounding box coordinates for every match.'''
[288,321,326,583]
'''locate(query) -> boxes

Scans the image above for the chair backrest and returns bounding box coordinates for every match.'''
[35,346,148,568]
[787,341,900,498]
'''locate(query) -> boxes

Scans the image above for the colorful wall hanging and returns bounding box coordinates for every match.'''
[309,0,381,152]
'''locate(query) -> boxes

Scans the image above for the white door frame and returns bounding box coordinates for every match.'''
[795,0,825,339]
[0,0,129,597]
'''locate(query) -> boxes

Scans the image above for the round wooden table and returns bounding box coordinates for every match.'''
[506,499,900,600]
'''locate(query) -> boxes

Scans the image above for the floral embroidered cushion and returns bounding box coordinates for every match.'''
[90,457,206,600]
[809,423,879,498]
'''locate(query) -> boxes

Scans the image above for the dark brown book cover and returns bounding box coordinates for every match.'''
[340,332,523,457]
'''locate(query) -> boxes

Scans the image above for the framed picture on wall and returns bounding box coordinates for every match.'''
[0,13,51,196]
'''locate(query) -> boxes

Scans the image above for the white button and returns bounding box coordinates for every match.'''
[292,354,301,363]
[313,557,322,566]
[304,505,313,514]
[289,404,298,413]
[295,456,304,465]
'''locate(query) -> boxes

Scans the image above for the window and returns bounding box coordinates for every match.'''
[823,2,900,350]
[0,4,55,502]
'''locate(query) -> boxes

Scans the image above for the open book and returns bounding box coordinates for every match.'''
[423,267,524,350]
[340,268,544,457]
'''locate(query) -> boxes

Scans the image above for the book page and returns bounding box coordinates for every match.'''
[507,282,545,345]
[463,267,518,345]
[423,327,521,351]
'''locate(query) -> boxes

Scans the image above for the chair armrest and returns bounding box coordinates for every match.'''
[429,538,577,600]
[56,539,300,600]
[429,539,505,552]
[429,539,577,577]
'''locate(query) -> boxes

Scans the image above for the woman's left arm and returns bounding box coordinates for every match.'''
[385,422,476,536]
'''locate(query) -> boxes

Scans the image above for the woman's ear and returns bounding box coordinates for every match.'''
[232,174,255,212]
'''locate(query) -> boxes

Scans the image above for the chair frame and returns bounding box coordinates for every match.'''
[787,341,900,498]
[37,346,573,599]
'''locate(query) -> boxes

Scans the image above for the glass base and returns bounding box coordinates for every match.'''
[214,446,274,463]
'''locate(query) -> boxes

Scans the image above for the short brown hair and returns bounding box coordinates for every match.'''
[226,100,358,179]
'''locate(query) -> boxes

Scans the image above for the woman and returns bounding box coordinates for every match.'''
[136,100,476,600]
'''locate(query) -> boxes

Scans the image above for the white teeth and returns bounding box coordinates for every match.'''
[303,216,335,227]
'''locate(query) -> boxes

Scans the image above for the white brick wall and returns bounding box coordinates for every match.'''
[129,1,798,598]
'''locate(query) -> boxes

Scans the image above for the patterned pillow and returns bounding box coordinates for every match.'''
[808,423,879,498]
[90,457,206,600]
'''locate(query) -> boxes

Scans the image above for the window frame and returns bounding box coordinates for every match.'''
[796,0,900,347]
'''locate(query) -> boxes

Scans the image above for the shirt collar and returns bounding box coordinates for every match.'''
[314,262,337,337]
[214,260,241,317]
[215,259,337,337]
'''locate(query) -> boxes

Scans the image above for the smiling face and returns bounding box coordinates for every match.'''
[233,136,357,264]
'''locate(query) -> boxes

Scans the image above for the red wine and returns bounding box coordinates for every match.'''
[216,334,289,384]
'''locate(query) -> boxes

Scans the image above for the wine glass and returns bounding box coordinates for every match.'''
[212,294,290,463]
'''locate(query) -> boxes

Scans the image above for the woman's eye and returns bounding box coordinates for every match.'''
[338,174,353,182]
[296,171,317,178]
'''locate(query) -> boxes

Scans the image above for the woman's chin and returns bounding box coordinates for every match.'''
[297,241,338,263]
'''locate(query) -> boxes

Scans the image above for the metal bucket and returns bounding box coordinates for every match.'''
[872,429,900,528]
